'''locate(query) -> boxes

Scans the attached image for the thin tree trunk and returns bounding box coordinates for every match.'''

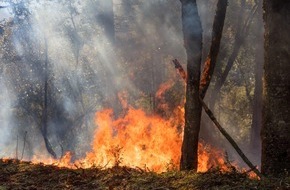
[210,0,246,108]
[199,0,228,99]
[210,2,260,110]
[199,0,228,148]
[180,0,203,171]
[41,38,57,159]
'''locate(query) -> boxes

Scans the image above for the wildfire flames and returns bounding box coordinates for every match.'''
[25,80,239,173]
[31,106,233,173]
[15,78,239,173]
[84,108,182,171]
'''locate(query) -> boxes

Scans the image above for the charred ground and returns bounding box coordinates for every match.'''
[0,159,289,190]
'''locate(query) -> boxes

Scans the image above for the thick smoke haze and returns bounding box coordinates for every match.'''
[0,0,187,159]
[0,0,262,169]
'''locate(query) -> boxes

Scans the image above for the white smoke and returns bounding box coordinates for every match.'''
[0,77,14,157]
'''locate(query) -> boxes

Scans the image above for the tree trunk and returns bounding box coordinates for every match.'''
[199,0,228,99]
[262,0,290,175]
[180,0,203,171]
[42,38,57,159]
[209,0,246,109]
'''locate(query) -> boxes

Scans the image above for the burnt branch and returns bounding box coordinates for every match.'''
[171,59,262,178]
[199,0,228,99]
[200,98,263,178]
[172,59,187,81]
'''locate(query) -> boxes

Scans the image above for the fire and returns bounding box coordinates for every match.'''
[83,108,182,171]
[29,106,232,173]
[81,107,233,172]
[23,82,236,173]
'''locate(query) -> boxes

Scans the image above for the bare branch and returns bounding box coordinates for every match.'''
[171,59,263,178]
[199,0,228,99]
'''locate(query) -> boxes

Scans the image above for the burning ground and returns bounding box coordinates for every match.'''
[28,106,234,172]
[2,106,288,189]
[1,159,289,190]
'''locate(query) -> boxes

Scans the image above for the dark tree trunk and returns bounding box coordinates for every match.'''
[41,39,57,159]
[262,0,290,175]
[180,0,203,171]
[209,0,246,108]
[199,0,228,99]
[198,0,228,149]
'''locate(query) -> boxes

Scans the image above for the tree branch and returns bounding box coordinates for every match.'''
[171,59,263,178]
[200,97,262,178]
[210,1,258,108]
[199,0,228,99]
[172,59,187,81]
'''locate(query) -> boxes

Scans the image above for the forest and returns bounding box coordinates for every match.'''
[0,0,290,189]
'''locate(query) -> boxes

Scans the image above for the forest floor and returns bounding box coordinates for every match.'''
[0,159,289,190]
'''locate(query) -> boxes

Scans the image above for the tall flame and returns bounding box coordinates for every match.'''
[29,82,234,172]
[30,106,231,172]
[80,107,230,172]
[83,108,182,171]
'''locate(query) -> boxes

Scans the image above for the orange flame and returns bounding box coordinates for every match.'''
[26,82,236,173]
[80,107,232,172]
[83,108,181,171]
[29,106,233,173]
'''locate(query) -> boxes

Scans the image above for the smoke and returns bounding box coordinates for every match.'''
[0,0,263,170]
[0,0,186,156]
[0,77,14,157]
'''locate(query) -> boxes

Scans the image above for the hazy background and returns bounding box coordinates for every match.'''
[0,0,263,168]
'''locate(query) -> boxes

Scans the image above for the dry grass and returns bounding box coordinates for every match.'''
[0,159,289,190]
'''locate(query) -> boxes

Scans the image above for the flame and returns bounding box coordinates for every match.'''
[28,106,233,173]
[80,107,232,172]
[83,108,181,171]
[21,82,237,173]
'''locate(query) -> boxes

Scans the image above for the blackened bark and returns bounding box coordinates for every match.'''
[210,0,246,108]
[199,0,228,99]
[180,0,203,171]
[262,0,290,175]
[200,98,262,178]
[172,59,262,177]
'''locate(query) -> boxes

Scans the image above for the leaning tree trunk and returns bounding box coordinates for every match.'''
[180,0,203,171]
[262,0,290,175]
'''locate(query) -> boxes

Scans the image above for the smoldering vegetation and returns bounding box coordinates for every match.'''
[0,0,263,168]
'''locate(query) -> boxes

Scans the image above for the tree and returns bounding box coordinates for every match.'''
[179,0,203,171]
[262,0,290,175]
[180,0,227,171]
